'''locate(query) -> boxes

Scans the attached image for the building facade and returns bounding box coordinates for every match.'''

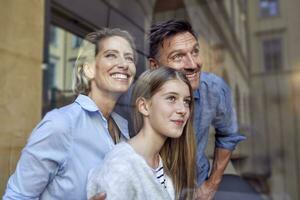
[248,0,300,199]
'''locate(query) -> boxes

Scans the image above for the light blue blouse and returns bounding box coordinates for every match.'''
[3,95,129,200]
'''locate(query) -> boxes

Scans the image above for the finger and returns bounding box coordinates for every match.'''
[91,192,106,200]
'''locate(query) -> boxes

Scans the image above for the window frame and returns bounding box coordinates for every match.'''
[261,37,283,72]
[258,0,280,18]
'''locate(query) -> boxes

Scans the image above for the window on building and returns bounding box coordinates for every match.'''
[44,25,89,114]
[262,38,282,71]
[42,58,57,114]
[259,0,279,17]
[50,25,58,46]
[72,35,83,48]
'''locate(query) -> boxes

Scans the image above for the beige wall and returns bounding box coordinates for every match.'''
[248,0,300,199]
[0,0,44,195]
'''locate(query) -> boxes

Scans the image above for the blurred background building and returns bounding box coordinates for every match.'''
[0,0,299,199]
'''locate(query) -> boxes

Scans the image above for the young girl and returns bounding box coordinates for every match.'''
[87,67,197,200]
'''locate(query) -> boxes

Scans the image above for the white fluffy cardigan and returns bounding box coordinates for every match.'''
[87,142,174,200]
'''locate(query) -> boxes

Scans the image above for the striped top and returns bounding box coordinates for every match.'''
[155,157,167,188]
[154,156,175,200]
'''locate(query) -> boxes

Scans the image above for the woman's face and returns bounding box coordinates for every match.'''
[146,79,191,139]
[91,36,136,95]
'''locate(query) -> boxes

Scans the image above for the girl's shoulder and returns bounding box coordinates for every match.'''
[103,142,138,166]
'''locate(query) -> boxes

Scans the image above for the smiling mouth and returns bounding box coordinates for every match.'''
[185,72,198,80]
[111,73,130,80]
[171,120,185,126]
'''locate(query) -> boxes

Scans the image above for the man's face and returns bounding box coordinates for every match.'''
[150,32,202,90]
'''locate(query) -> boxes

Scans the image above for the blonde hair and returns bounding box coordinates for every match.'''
[131,67,197,199]
[73,28,137,95]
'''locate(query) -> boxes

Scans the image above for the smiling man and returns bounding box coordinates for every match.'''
[146,19,246,200]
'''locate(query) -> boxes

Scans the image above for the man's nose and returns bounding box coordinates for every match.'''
[184,53,197,69]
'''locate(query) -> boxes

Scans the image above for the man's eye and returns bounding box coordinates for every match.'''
[191,48,199,57]
[171,54,183,62]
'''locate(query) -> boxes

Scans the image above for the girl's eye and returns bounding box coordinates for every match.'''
[106,53,117,58]
[166,96,176,102]
[183,99,191,107]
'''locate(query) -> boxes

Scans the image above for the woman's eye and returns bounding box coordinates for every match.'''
[125,56,134,62]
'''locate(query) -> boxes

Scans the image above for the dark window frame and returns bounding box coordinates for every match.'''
[262,37,283,71]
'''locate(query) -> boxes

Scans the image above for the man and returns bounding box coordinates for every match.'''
[145,19,245,199]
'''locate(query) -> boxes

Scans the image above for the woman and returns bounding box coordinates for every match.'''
[3,28,137,200]
[87,67,197,200]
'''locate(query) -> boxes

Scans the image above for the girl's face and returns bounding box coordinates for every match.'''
[146,79,191,139]
[90,36,136,94]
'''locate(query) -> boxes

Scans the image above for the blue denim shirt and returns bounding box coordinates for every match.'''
[193,72,246,185]
[116,72,246,186]
[3,95,129,200]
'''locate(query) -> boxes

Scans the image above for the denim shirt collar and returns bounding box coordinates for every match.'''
[75,94,130,139]
[193,87,200,100]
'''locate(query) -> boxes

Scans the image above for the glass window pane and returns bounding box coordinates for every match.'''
[260,0,279,17]
[43,25,91,115]
[262,38,282,71]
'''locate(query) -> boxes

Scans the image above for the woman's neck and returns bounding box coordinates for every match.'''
[129,125,167,169]
[88,89,119,118]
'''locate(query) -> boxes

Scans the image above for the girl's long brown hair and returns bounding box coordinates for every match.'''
[131,67,197,199]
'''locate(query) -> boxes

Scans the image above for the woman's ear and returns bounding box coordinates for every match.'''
[83,63,95,80]
[136,97,150,117]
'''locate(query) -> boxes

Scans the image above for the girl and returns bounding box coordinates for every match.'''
[87,67,197,200]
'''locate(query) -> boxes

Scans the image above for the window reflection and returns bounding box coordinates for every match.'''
[72,35,82,49]
[262,38,282,71]
[43,25,87,115]
[260,0,279,17]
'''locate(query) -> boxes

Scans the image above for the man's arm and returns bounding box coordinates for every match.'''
[196,148,231,200]
[195,74,245,200]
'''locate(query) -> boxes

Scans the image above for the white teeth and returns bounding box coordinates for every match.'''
[111,73,128,79]
[186,73,196,78]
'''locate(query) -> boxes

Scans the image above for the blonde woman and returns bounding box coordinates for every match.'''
[4,28,136,200]
[87,67,197,200]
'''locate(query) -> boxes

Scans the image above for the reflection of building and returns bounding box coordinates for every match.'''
[0,0,299,198]
[248,0,300,199]
[43,26,82,113]
[184,0,251,166]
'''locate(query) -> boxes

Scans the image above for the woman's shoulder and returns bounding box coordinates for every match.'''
[27,102,81,147]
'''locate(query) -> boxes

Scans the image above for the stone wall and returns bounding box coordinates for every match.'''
[0,0,44,195]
